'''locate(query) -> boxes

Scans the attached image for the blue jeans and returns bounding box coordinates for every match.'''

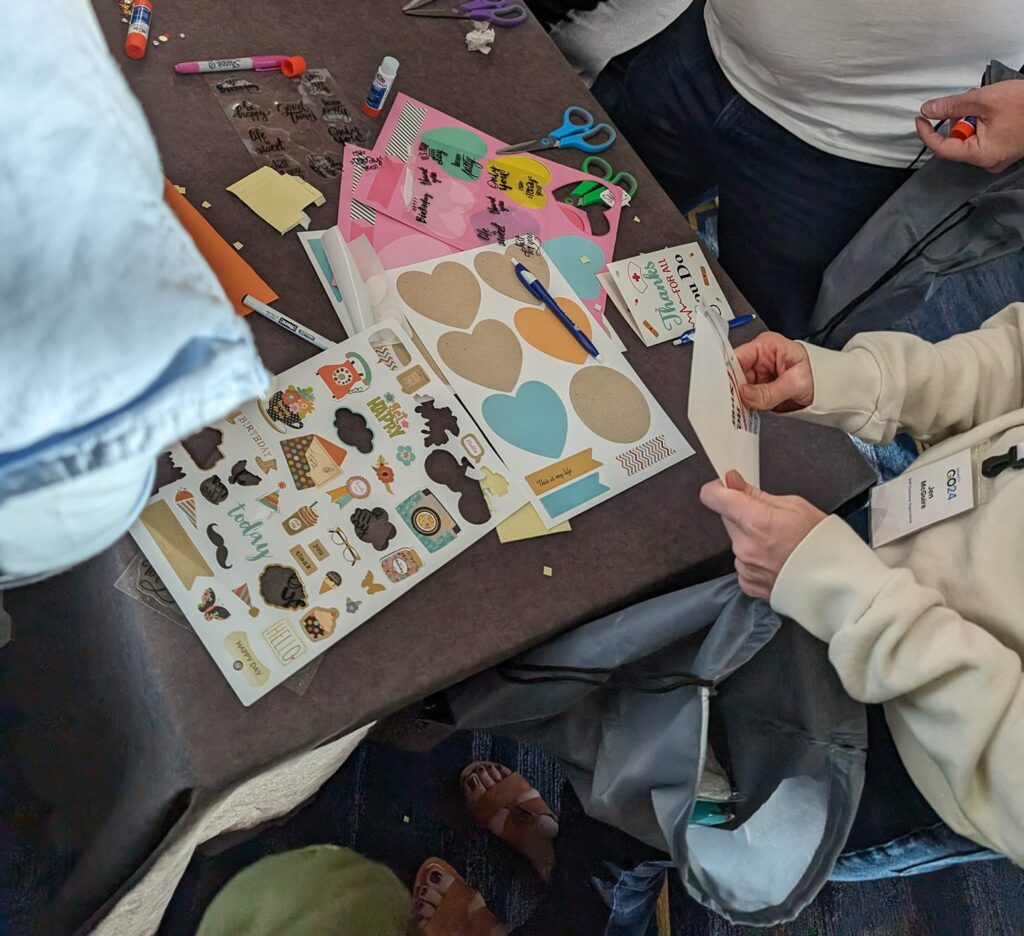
[591,0,913,338]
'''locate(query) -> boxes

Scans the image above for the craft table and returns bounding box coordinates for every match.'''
[1,1,876,931]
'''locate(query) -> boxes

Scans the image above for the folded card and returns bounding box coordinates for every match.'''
[686,305,759,487]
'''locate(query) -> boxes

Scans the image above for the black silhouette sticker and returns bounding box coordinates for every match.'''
[415,400,460,447]
[206,524,233,569]
[229,460,261,486]
[350,506,397,552]
[424,450,490,525]
[333,407,374,454]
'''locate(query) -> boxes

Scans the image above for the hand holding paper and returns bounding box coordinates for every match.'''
[700,470,826,600]
[734,333,815,414]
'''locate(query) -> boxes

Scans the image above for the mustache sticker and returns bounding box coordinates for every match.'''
[206,523,233,569]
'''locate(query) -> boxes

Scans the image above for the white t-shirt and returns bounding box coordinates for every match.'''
[705,1,1024,166]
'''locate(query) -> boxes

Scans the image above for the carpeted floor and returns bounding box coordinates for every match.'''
[152,728,1024,936]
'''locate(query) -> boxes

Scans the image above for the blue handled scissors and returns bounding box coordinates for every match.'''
[403,0,528,27]
[496,105,617,155]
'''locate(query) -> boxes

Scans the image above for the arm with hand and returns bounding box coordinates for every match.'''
[917,80,1024,173]
[735,304,1024,444]
[700,473,1024,863]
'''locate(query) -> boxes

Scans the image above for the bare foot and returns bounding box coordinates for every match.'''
[414,858,508,936]
[461,762,558,881]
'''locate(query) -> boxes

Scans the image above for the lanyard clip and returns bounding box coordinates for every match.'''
[981,443,1024,478]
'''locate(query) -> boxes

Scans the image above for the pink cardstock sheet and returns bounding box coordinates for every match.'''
[344,95,623,325]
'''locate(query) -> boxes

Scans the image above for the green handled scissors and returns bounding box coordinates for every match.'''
[563,155,638,208]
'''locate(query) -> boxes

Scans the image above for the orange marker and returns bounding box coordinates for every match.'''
[124,0,153,59]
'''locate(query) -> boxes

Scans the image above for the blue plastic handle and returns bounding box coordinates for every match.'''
[550,107,616,154]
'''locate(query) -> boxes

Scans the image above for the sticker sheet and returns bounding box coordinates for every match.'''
[347,95,623,328]
[131,321,522,705]
[208,67,370,182]
[602,243,735,346]
[383,241,695,527]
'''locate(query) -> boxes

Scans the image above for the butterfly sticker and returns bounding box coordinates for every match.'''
[197,588,231,621]
[360,571,385,595]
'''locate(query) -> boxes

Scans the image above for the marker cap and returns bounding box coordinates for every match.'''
[280,55,307,77]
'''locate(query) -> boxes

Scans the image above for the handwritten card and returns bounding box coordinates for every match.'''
[687,305,760,486]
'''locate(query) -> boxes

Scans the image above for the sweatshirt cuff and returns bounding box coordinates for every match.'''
[790,343,885,437]
[770,515,894,643]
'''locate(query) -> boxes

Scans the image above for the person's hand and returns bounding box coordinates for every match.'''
[700,470,826,600]
[734,332,814,413]
[917,81,1024,173]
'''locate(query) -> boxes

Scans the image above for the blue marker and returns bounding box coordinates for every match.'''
[673,313,756,346]
[510,259,602,361]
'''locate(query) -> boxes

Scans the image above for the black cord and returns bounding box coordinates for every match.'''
[497,661,715,693]
[809,200,975,346]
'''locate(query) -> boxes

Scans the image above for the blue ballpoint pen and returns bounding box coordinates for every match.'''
[673,313,756,346]
[511,259,603,361]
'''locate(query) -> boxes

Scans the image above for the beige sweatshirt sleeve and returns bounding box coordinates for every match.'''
[772,516,1024,863]
[793,302,1024,445]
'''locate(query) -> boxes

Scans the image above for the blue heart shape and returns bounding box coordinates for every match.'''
[482,381,567,459]
[544,235,604,300]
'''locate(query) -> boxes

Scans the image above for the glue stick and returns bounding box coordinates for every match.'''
[363,56,399,118]
[951,116,978,141]
[124,0,153,60]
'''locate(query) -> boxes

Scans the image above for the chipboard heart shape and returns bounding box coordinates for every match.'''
[514,297,593,365]
[438,320,523,393]
[482,381,567,459]
[473,244,551,305]
[396,261,480,329]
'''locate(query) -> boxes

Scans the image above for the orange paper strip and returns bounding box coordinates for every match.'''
[163,178,277,316]
[525,448,603,496]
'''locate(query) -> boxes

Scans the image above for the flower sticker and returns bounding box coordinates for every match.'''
[396,445,416,466]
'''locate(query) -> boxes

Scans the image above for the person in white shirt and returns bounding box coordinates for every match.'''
[589,0,1024,336]
[700,306,1024,873]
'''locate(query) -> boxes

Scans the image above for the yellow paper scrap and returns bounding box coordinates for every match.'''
[226,166,325,235]
[201,200,212,209]
[173,184,186,194]
[232,241,244,250]
[497,503,571,543]
[543,566,553,577]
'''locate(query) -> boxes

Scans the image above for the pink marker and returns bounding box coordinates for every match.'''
[174,54,306,76]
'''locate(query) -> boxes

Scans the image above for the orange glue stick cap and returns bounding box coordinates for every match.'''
[124,0,153,60]
[280,55,307,77]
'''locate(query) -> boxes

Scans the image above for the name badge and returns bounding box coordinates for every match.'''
[870,448,975,547]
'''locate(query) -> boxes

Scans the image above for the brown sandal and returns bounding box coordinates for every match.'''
[413,858,504,936]
[460,762,557,861]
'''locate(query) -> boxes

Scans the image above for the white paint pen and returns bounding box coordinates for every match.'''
[363,56,399,118]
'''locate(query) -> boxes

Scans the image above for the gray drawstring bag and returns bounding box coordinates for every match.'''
[809,61,1024,349]
[447,575,867,926]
